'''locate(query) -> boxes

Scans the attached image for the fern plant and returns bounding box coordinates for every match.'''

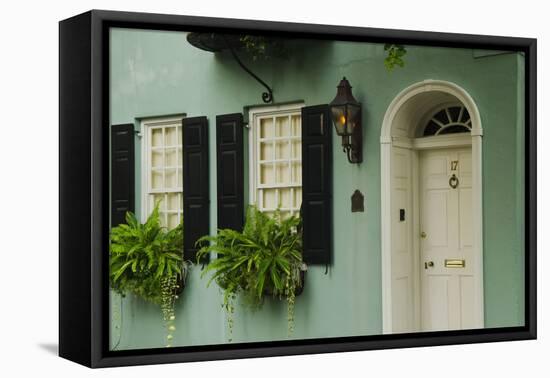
[197,205,304,340]
[109,202,189,347]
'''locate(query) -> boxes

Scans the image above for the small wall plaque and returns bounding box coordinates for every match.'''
[351,189,364,212]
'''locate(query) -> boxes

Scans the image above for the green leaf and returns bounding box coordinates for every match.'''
[112,260,134,282]
[384,44,407,71]
[194,204,303,329]
[109,202,187,305]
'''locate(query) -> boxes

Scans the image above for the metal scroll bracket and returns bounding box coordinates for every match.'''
[224,37,274,103]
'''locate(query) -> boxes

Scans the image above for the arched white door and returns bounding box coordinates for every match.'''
[380,80,484,334]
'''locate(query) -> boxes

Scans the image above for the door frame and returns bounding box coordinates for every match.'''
[380,80,484,334]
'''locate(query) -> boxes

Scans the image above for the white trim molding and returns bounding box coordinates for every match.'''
[380,80,484,334]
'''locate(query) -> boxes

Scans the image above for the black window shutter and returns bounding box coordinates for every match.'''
[183,116,210,262]
[216,113,244,231]
[111,124,135,227]
[301,105,333,265]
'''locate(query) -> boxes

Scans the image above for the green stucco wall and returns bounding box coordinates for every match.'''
[109,28,525,350]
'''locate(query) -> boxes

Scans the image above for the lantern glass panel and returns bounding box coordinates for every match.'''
[346,103,360,133]
[330,105,347,135]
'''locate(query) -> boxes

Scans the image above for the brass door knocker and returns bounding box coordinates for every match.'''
[449,174,459,189]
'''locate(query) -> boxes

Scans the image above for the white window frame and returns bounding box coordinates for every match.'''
[248,103,304,216]
[140,115,184,225]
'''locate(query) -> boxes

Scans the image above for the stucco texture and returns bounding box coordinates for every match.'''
[109,28,525,350]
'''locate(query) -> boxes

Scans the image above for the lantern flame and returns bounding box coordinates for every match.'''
[340,115,346,125]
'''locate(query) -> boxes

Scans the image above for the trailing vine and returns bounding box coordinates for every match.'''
[285,265,296,336]
[160,275,179,347]
[197,206,304,341]
[225,295,236,342]
[109,202,190,348]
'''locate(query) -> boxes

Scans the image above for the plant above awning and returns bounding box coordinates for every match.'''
[186,33,288,103]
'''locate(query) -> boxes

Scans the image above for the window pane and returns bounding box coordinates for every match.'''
[291,115,301,136]
[167,193,179,211]
[151,169,163,190]
[165,168,177,188]
[260,163,275,185]
[276,116,290,137]
[262,189,277,210]
[276,163,290,184]
[152,128,163,147]
[448,106,461,123]
[165,126,177,146]
[292,162,302,184]
[292,140,301,159]
[167,213,179,229]
[460,108,471,123]
[423,121,440,136]
[165,148,177,167]
[280,188,291,208]
[275,141,290,160]
[152,150,163,168]
[260,142,273,161]
[433,109,448,124]
[260,118,274,139]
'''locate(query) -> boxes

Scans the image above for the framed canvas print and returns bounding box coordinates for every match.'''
[59,9,537,368]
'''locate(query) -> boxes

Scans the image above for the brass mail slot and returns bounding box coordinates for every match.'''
[445,259,465,268]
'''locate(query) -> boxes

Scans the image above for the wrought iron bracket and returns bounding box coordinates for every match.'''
[226,42,273,103]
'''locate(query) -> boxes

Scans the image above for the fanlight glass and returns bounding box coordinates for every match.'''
[423,106,472,137]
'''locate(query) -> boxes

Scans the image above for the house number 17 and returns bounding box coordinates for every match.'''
[451,160,459,171]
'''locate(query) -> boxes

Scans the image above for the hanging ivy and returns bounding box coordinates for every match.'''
[384,44,407,71]
[196,205,305,341]
[109,202,190,347]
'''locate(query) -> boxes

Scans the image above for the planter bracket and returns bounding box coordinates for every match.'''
[226,42,274,104]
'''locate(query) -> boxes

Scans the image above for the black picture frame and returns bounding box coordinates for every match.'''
[59,9,537,368]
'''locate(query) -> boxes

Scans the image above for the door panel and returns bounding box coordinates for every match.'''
[425,275,451,330]
[390,146,415,332]
[425,190,449,248]
[459,275,476,328]
[420,147,475,331]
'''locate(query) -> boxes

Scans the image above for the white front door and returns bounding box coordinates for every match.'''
[419,147,477,331]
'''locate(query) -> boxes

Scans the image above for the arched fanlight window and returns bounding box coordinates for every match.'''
[423,106,472,136]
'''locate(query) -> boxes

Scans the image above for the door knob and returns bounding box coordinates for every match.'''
[420,231,427,238]
[424,261,434,269]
